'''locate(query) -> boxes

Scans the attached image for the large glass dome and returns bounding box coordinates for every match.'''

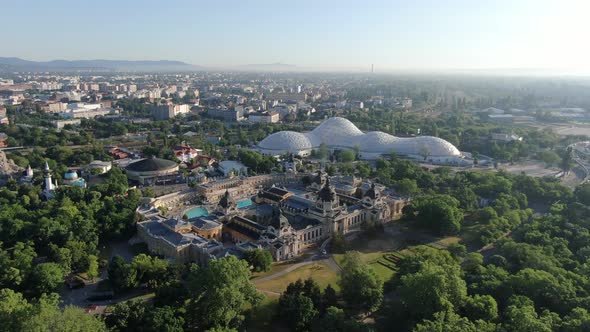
[258,131,313,152]
[310,117,363,147]
[358,131,398,152]
[256,117,462,158]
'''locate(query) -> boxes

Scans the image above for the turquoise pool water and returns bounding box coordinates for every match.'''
[237,199,253,209]
[186,207,209,218]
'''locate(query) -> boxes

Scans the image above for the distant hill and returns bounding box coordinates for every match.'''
[0,57,204,72]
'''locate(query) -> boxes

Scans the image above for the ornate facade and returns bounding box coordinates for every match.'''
[137,172,409,264]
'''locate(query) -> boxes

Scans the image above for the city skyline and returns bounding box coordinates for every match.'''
[2,0,590,74]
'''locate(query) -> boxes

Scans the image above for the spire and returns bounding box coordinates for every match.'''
[218,190,231,209]
[318,176,335,202]
[313,170,323,184]
[44,161,55,194]
[364,182,377,199]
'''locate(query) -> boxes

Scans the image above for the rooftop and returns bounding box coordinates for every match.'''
[126,156,178,172]
[190,216,222,230]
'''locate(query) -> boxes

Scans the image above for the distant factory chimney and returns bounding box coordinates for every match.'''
[371,64,374,73]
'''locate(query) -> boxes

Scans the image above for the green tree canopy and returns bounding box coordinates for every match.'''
[243,249,273,272]
[186,256,261,330]
[338,251,383,312]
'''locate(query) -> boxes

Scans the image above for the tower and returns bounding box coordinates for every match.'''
[26,165,33,178]
[216,190,236,215]
[43,161,55,198]
[316,177,339,215]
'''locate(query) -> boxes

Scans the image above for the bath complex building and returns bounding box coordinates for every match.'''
[256,117,471,165]
[136,172,408,264]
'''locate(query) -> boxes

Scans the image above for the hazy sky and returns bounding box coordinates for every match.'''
[2,0,590,72]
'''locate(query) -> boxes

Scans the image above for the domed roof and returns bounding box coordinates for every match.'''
[64,169,79,180]
[313,117,364,136]
[391,136,461,157]
[126,156,178,172]
[256,117,462,158]
[71,179,86,188]
[258,131,313,152]
[358,131,398,152]
[311,117,363,147]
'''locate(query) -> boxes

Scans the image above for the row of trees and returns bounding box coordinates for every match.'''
[277,251,382,331]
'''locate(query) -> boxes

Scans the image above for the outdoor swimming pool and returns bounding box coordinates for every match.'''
[185,207,209,218]
[237,199,253,209]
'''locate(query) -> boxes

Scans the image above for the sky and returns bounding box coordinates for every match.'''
[2,0,590,73]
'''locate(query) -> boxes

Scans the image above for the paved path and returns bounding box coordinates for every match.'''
[254,255,320,283]
[323,256,342,272]
[254,240,343,284]
[258,289,281,296]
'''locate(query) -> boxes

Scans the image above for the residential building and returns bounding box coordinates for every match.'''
[150,104,191,120]
[207,107,244,122]
[248,111,279,123]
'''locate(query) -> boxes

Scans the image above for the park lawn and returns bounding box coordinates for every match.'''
[333,251,396,282]
[398,248,415,256]
[368,261,396,281]
[255,262,340,294]
[436,236,461,246]
[333,251,386,266]
[252,260,299,279]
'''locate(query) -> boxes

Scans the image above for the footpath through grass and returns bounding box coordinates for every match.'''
[333,251,396,282]
[255,262,340,294]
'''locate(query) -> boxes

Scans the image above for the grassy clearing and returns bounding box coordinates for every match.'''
[252,260,298,279]
[256,262,340,294]
[436,236,461,246]
[368,261,396,281]
[333,251,397,282]
[333,251,386,266]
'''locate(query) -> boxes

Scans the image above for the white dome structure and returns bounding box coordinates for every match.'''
[258,131,313,154]
[310,117,363,148]
[256,117,466,164]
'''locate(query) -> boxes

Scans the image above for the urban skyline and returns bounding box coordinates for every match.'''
[3,0,590,74]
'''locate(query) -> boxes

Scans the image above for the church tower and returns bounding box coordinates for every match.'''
[316,177,339,215]
[362,182,381,207]
[216,190,237,216]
